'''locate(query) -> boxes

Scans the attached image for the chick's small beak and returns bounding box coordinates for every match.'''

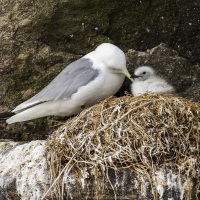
[132,74,141,78]
[124,71,134,82]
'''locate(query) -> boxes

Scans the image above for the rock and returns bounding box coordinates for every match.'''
[0,141,49,200]
[21,89,33,100]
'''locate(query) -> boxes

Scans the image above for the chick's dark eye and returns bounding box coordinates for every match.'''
[142,71,146,74]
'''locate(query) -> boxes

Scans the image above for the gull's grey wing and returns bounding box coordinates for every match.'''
[14,58,99,112]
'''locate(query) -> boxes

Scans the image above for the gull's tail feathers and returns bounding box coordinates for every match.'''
[0,112,15,120]
[5,100,70,124]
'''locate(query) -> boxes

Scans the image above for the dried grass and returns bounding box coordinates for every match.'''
[45,94,200,199]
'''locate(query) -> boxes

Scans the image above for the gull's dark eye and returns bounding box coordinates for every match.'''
[142,71,146,74]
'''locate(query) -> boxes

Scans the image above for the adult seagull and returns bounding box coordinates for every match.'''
[0,43,133,124]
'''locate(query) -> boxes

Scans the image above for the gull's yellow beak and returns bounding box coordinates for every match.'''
[124,71,134,82]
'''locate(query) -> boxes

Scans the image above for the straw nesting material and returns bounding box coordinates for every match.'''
[46,94,200,199]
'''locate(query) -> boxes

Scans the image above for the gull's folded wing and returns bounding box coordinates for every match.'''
[13,58,99,113]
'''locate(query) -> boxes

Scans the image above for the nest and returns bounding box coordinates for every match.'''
[45,94,200,199]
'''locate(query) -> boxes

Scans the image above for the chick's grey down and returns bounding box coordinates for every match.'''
[4,43,133,124]
[131,66,175,96]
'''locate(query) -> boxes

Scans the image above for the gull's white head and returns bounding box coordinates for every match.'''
[133,66,155,81]
[94,43,134,82]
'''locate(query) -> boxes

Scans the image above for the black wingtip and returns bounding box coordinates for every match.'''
[0,112,15,120]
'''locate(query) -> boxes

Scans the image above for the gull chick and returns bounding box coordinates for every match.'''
[131,66,175,96]
[0,43,133,124]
